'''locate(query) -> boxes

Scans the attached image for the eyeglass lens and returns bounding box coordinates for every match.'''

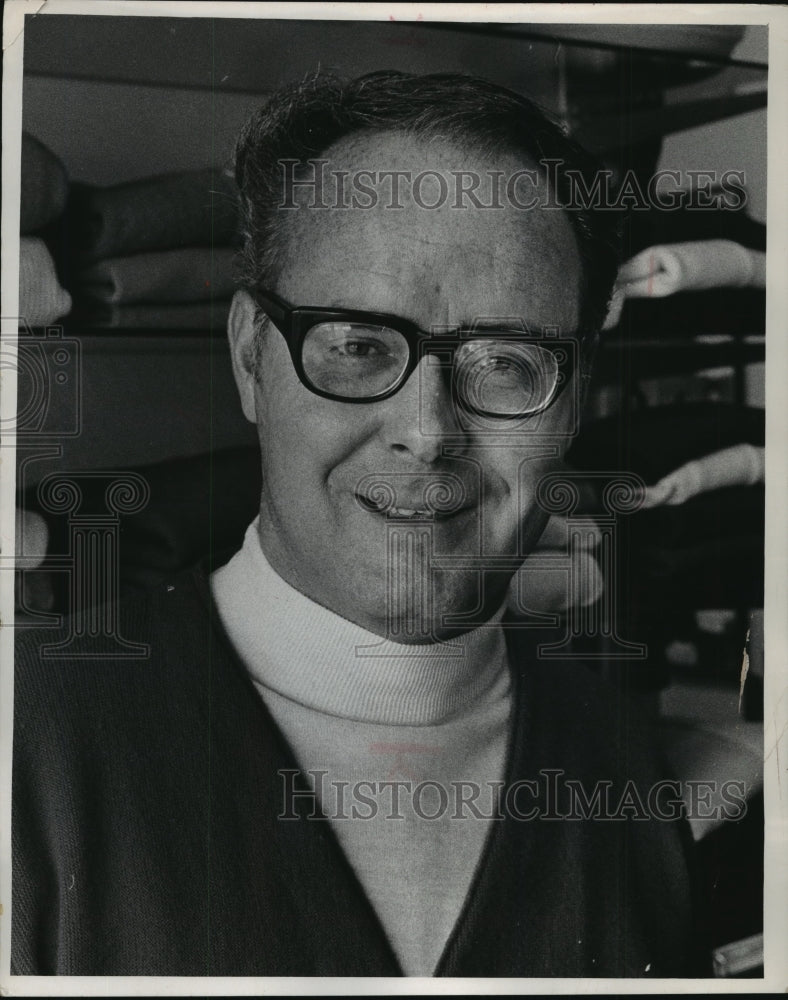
[302,321,410,397]
[301,320,560,415]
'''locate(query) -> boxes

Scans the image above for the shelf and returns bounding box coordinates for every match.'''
[595,336,763,382]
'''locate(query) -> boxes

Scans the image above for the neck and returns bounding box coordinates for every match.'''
[211,519,510,725]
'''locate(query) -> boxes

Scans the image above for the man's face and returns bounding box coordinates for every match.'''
[229,131,582,640]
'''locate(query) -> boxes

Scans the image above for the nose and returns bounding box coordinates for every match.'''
[379,353,463,464]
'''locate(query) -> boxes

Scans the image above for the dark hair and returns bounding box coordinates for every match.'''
[235,70,621,338]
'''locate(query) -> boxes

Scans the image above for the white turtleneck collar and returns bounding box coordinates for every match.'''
[210,518,509,727]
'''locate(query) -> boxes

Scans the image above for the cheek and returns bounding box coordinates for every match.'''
[252,374,376,505]
[474,386,580,523]
[254,386,328,491]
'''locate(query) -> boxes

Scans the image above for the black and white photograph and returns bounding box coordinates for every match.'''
[1,2,786,992]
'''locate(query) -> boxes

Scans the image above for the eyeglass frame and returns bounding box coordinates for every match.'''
[250,286,583,418]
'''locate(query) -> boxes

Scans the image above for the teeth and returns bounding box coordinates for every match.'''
[355,494,445,518]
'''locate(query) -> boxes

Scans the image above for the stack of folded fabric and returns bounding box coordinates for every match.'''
[67,168,241,332]
[19,133,73,328]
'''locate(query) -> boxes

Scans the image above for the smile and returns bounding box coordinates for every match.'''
[354,492,470,521]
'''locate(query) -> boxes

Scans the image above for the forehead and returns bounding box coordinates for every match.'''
[277,130,582,331]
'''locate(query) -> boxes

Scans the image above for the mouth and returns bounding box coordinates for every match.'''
[354,491,471,521]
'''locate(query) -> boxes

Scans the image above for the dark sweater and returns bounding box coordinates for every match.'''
[12,567,702,977]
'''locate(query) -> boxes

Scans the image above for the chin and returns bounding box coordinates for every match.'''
[347,567,511,644]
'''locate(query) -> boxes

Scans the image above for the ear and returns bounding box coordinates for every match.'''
[227,289,262,424]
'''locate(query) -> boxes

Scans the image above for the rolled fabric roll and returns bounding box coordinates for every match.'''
[601,285,626,331]
[20,133,69,234]
[616,240,765,299]
[74,298,232,331]
[70,169,240,263]
[15,508,49,568]
[77,246,239,305]
[18,237,72,327]
[642,443,765,509]
[511,548,604,615]
[14,507,54,614]
[509,513,604,614]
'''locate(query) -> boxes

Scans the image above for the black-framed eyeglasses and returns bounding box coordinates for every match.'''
[252,287,579,419]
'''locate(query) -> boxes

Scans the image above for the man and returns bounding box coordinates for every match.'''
[13,72,701,977]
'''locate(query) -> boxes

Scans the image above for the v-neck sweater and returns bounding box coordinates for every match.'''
[210,521,512,975]
[12,564,703,977]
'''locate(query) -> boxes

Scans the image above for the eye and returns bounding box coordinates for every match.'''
[302,321,411,397]
[481,354,519,373]
[332,337,387,359]
[454,339,561,417]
